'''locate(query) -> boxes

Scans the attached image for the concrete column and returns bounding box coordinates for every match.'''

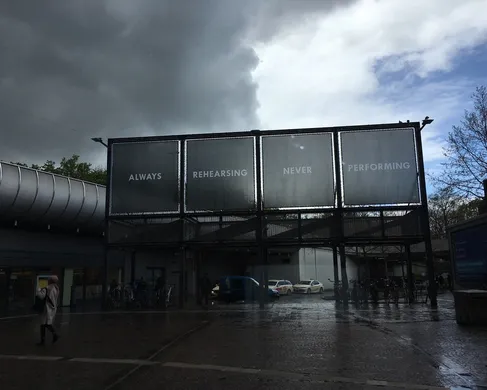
[406,244,415,303]
[62,268,74,307]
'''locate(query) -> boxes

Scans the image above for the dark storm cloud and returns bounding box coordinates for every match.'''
[0,0,353,165]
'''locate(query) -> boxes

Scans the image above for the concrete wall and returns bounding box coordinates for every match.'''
[299,248,358,290]
[267,252,300,283]
[0,227,109,267]
[392,263,427,278]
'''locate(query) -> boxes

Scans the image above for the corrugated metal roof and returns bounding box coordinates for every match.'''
[0,161,105,231]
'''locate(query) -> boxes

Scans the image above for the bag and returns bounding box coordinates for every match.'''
[32,289,47,313]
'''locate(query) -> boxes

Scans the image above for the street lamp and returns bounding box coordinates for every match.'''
[91,137,108,148]
[420,116,434,131]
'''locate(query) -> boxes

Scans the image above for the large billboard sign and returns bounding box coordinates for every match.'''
[340,128,420,205]
[109,141,179,214]
[452,224,487,288]
[262,133,335,208]
[185,137,255,211]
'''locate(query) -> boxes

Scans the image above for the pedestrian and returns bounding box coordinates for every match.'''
[36,275,60,345]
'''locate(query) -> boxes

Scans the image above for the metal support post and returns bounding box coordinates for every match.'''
[101,248,108,310]
[179,247,186,309]
[130,251,136,284]
[339,245,349,304]
[332,246,340,301]
[415,125,437,308]
[405,244,415,303]
[251,130,266,309]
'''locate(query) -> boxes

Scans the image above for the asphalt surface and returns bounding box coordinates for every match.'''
[0,293,485,390]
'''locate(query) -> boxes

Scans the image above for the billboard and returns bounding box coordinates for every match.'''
[109,141,179,214]
[185,137,255,211]
[452,224,487,288]
[262,133,335,208]
[340,128,419,205]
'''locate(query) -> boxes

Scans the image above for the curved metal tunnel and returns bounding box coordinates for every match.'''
[0,162,105,232]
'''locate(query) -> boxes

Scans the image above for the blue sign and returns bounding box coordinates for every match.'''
[452,223,487,288]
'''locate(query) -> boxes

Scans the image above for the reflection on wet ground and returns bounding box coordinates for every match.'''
[0,293,485,390]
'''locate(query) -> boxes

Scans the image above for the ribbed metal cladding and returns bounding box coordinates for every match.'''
[0,162,105,231]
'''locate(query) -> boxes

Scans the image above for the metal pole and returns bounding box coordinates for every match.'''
[179,247,185,309]
[333,130,347,302]
[406,244,415,303]
[102,139,113,310]
[332,246,340,301]
[339,245,349,304]
[252,130,266,309]
[415,126,437,308]
[333,246,340,282]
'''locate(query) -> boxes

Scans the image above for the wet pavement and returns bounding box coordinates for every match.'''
[0,293,486,390]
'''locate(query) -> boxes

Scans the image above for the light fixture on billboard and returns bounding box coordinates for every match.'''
[91,137,108,148]
[420,116,434,131]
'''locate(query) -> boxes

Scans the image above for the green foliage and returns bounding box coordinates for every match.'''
[429,187,479,238]
[10,155,107,185]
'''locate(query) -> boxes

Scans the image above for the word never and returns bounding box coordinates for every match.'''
[283,166,312,175]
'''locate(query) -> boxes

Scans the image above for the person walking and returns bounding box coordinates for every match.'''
[36,275,60,345]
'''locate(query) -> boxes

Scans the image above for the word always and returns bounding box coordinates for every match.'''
[128,173,162,181]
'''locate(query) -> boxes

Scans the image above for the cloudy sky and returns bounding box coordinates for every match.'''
[1,0,487,186]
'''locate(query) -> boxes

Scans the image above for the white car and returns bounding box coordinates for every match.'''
[268,280,293,295]
[293,280,324,294]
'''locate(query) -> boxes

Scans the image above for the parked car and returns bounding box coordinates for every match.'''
[268,280,293,295]
[293,280,324,294]
[217,276,279,302]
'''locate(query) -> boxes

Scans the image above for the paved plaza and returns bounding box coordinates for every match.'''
[0,294,486,390]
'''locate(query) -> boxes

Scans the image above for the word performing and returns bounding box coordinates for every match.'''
[192,169,248,179]
[347,162,411,172]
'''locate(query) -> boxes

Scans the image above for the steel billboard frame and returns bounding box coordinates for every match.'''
[107,122,424,219]
[103,121,437,308]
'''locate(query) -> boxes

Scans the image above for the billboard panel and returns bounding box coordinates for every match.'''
[262,133,335,208]
[452,224,487,289]
[185,137,255,211]
[110,141,179,214]
[340,128,419,205]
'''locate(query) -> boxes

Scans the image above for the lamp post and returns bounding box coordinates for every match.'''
[415,116,437,307]
[91,136,108,309]
[420,116,434,131]
[91,137,108,148]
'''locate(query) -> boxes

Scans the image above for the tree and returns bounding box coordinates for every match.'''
[428,188,480,239]
[10,155,107,185]
[436,86,487,198]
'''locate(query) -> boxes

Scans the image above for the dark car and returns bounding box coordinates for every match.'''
[217,276,279,302]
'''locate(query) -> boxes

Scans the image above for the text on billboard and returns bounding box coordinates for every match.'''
[128,173,162,181]
[192,169,248,179]
[347,162,411,172]
[283,166,312,175]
